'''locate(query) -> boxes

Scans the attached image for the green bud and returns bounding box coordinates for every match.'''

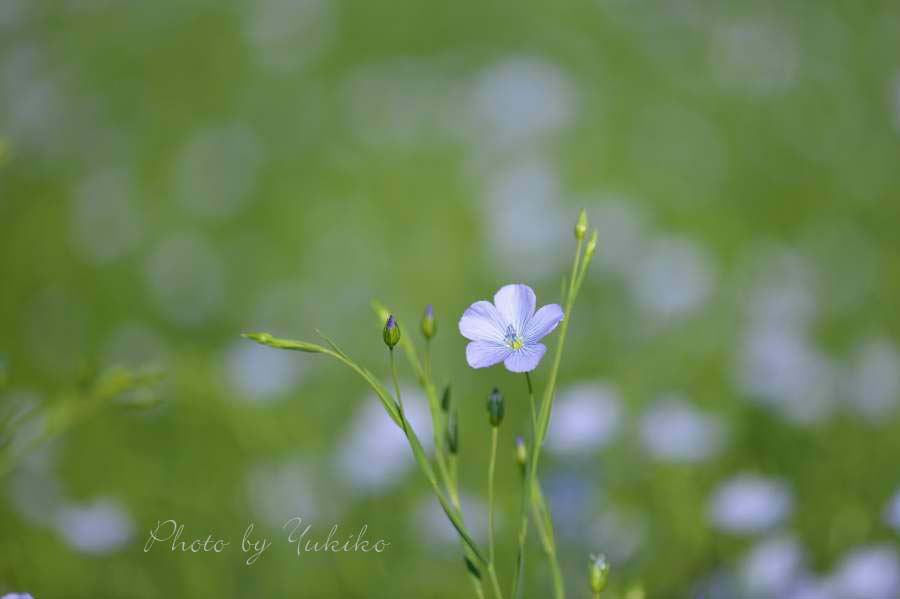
[589,554,610,596]
[421,304,436,339]
[575,208,588,240]
[447,410,459,455]
[585,229,598,259]
[487,387,504,427]
[515,436,527,470]
[441,384,451,413]
[383,315,401,349]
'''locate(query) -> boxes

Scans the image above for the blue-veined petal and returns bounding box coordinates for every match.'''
[494,284,536,335]
[459,300,507,343]
[466,341,512,369]
[524,303,564,344]
[504,343,547,373]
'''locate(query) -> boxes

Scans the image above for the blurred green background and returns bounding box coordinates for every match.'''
[2,0,900,597]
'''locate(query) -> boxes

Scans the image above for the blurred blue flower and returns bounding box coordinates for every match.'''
[459,284,563,373]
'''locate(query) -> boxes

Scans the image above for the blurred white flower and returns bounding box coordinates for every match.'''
[590,506,648,564]
[745,277,817,334]
[173,124,263,222]
[243,0,335,74]
[845,337,900,421]
[639,395,725,462]
[892,71,900,134]
[546,382,623,455]
[145,233,226,328]
[787,576,837,599]
[709,18,798,96]
[245,456,329,530]
[334,388,431,495]
[884,489,900,533]
[629,236,715,318]
[69,168,143,265]
[831,545,900,599]
[0,44,68,154]
[224,340,304,402]
[6,440,63,526]
[588,197,648,276]
[468,57,576,150]
[709,474,793,534]
[0,0,29,30]
[482,158,568,278]
[737,324,839,425]
[342,61,455,147]
[414,493,490,548]
[54,498,134,554]
[740,534,807,598]
[103,321,168,368]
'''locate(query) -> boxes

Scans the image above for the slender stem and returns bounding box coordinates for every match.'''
[511,373,538,599]
[486,427,504,599]
[389,349,403,413]
[519,237,585,599]
[392,347,485,598]
[488,427,498,565]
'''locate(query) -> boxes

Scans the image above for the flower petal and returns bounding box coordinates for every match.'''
[504,343,547,373]
[459,301,507,343]
[494,284,536,334]
[524,304,564,343]
[466,341,512,369]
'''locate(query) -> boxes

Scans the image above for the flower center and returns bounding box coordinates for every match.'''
[504,324,524,350]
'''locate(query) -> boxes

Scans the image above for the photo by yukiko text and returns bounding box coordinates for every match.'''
[244,209,608,599]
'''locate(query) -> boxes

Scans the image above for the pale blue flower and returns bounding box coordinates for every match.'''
[459,284,563,373]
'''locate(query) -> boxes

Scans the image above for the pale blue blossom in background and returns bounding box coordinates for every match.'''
[459,283,563,373]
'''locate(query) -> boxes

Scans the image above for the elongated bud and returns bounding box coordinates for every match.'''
[421,304,436,339]
[589,554,610,596]
[515,436,527,470]
[487,387,504,427]
[383,315,401,349]
[447,410,459,455]
[575,208,588,240]
[441,384,451,412]
[585,229,598,259]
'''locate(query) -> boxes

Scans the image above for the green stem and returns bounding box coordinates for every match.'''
[519,236,588,599]
[486,426,504,599]
[389,349,403,413]
[511,372,538,599]
[392,348,487,598]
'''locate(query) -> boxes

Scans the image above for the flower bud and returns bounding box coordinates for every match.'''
[383,315,401,349]
[515,436,527,469]
[589,554,610,596]
[585,229,598,259]
[487,387,504,427]
[446,410,459,455]
[575,208,588,240]
[441,384,451,413]
[421,304,436,339]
